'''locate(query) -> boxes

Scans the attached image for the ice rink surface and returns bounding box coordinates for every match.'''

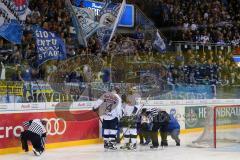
[1,133,240,160]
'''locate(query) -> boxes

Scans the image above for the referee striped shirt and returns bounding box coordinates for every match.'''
[148,108,159,118]
[23,119,47,136]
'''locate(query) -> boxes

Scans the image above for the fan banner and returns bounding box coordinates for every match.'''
[34,27,67,66]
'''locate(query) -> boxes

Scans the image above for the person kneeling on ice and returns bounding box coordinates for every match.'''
[138,108,151,145]
[92,87,122,150]
[158,109,170,147]
[119,93,140,150]
[167,114,181,146]
[148,108,170,148]
[20,119,47,156]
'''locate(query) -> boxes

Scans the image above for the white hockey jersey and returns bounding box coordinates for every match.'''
[93,92,122,120]
[122,104,140,117]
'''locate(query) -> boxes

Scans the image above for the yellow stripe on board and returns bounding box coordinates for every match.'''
[181,124,240,134]
[181,128,204,134]
[0,147,23,155]
[0,138,101,155]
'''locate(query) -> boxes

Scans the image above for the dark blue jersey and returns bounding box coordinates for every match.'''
[167,114,180,132]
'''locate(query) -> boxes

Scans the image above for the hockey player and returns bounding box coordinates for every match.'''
[158,110,170,147]
[20,119,47,156]
[138,108,151,145]
[119,93,140,150]
[147,107,161,149]
[148,108,170,148]
[167,114,181,146]
[93,87,122,150]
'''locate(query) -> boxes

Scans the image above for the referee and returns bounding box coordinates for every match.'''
[20,119,47,156]
[147,108,161,149]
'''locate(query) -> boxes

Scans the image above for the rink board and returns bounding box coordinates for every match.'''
[0,109,100,154]
[1,99,240,154]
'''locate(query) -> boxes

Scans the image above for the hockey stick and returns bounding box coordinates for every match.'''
[94,109,103,124]
[119,96,150,141]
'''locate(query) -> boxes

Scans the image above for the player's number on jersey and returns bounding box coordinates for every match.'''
[105,103,113,113]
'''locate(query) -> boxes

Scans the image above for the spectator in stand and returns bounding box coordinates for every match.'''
[131,0,240,45]
[0,0,239,88]
[19,63,33,82]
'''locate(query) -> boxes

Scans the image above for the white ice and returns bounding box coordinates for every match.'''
[1,133,240,160]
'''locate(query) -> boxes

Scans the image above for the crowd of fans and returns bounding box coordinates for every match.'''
[132,0,240,45]
[50,43,239,87]
[0,0,239,87]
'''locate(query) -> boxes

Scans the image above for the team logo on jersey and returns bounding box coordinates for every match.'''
[13,0,28,15]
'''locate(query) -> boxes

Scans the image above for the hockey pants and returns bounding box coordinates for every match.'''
[122,128,137,144]
[169,129,180,144]
[21,130,45,152]
[102,118,118,143]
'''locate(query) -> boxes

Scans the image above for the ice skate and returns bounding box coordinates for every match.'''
[150,145,158,149]
[120,143,130,150]
[128,143,137,151]
[108,142,117,150]
[32,148,42,156]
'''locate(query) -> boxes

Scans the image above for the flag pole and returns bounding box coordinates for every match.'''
[106,0,126,50]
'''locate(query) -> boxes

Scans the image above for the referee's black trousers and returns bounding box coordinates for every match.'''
[150,122,160,147]
[21,130,44,152]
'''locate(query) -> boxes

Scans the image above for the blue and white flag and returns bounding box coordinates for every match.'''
[0,20,22,44]
[66,0,87,47]
[97,0,126,50]
[0,0,30,23]
[67,0,102,47]
[73,6,101,39]
[0,0,30,44]
[13,0,31,21]
[100,0,112,12]
[153,31,166,53]
[34,27,67,66]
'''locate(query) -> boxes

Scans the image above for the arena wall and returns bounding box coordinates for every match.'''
[1,99,240,154]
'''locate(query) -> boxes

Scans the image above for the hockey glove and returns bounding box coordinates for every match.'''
[92,107,99,112]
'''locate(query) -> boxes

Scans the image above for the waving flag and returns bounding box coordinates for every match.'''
[14,0,31,21]
[100,0,112,12]
[0,0,30,44]
[34,27,67,66]
[97,0,126,51]
[0,20,22,44]
[153,31,166,53]
[73,6,101,39]
[66,0,102,47]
